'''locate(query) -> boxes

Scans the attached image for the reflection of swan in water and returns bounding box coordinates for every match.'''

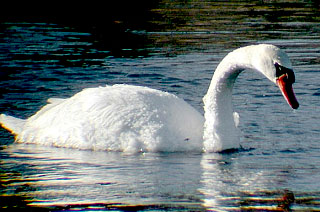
[199,153,276,210]
[2,144,204,207]
[199,153,252,210]
[199,153,291,211]
[0,44,298,152]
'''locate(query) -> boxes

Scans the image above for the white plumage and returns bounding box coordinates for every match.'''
[0,44,298,152]
[1,85,204,152]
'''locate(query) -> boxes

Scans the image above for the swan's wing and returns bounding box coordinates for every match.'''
[47,98,66,104]
[11,84,204,152]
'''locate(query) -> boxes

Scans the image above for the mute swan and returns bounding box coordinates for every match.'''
[0,44,299,152]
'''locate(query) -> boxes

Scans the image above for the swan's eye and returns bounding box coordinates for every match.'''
[275,62,295,83]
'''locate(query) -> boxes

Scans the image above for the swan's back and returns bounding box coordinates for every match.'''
[10,84,204,152]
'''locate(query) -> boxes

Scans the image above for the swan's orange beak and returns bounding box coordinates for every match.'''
[277,74,299,109]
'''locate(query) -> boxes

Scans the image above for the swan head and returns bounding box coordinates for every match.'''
[250,44,299,109]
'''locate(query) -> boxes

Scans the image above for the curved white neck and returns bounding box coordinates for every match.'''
[203,48,257,152]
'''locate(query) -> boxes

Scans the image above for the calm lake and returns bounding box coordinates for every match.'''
[1,0,320,211]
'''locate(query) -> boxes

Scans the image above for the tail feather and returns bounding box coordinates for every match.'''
[0,114,26,135]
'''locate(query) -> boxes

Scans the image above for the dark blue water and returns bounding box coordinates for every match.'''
[1,1,320,211]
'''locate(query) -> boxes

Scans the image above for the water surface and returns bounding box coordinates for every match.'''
[1,1,320,211]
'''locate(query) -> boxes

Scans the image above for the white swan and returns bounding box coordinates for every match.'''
[0,44,299,152]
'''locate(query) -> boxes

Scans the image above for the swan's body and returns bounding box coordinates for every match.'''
[1,85,204,152]
[0,44,299,152]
